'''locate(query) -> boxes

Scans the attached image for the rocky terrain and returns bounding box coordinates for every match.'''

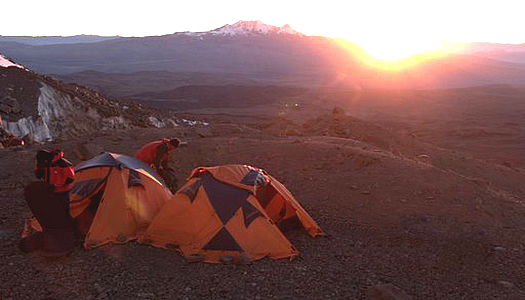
[1,104,525,299]
[1,45,525,299]
[0,58,194,147]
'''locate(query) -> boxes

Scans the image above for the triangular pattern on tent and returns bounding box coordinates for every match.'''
[141,164,324,263]
[69,152,172,249]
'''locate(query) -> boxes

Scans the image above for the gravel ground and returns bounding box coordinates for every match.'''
[1,122,525,300]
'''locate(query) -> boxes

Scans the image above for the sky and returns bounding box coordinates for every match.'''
[2,0,524,59]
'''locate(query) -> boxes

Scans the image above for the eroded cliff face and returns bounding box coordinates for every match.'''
[0,56,190,143]
[1,78,134,142]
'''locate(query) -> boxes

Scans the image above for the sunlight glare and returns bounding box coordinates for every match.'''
[335,36,451,70]
[355,36,443,61]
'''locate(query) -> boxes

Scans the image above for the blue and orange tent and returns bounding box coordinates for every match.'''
[69,152,172,248]
[141,164,324,263]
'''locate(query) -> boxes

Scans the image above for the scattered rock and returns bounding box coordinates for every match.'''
[284,128,301,136]
[497,280,515,289]
[196,126,213,138]
[0,229,13,240]
[74,142,104,161]
[0,127,24,148]
[332,106,346,117]
[366,283,412,300]
[137,292,155,299]
[0,95,20,114]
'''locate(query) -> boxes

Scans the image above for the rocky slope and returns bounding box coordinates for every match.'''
[0,55,194,146]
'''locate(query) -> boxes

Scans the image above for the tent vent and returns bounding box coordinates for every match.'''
[240,169,268,186]
[180,180,203,203]
[128,169,143,187]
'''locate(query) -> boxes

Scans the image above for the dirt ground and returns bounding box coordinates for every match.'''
[1,108,525,299]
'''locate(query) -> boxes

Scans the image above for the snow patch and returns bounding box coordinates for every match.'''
[148,116,164,128]
[0,83,66,142]
[101,116,128,131]
[148,116,180,128]
[1,82,133,142]
[0,54,25,69]
[38,83,72,127]
[2,116,52,142]
[1,79,209,142]
[181,119,209,126]
[176,20,304,37]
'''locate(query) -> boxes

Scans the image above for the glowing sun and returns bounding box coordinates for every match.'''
[356,37,443,61]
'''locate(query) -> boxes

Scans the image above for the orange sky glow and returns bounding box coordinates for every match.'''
[1,0,523,63]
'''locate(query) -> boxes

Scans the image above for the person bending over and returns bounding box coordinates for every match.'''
[135,138,180,192]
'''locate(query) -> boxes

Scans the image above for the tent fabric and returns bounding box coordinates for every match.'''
[69,152,172,249]
[191,165,324,237]
[141,164,324,263]
[75,152,166,186]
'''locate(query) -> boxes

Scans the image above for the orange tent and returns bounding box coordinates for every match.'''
[141,164,324,263]
[69,152,172,249]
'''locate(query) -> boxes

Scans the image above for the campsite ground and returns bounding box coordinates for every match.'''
[1,89,525,299]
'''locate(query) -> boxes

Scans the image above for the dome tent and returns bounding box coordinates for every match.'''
[141,164,324,263]
[69,152,172,249]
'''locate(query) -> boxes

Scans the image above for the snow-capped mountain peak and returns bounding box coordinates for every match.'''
[210,20,304,36]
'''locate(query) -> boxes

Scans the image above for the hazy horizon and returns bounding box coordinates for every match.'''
[2,0,524,60]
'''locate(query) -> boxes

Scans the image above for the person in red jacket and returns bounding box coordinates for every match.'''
[135,138,180,192]
[20,149,76,257]
[35,149,75,199]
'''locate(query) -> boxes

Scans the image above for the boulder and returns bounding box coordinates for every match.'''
[0,95,21,114]
[332,106,346,117]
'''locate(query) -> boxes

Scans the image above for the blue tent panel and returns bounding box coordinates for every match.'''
[75,152,165,185]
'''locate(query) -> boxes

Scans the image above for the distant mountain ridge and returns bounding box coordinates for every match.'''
[0,21,302,46]
[0,34,120,46]
[203,20,303,36]
[1,20,525,90]
[445,41,525,63]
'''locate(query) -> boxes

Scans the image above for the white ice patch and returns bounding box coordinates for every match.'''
[2,116,52,142]
[1,83,68,142]
[148,116,164,128]
[148,117,180,128]
[181,119,209,126]
[0,54,25,69]
[38,83,72,127]
[164,118,179,127]
[101,116,128,130]
[1,82,131,142]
